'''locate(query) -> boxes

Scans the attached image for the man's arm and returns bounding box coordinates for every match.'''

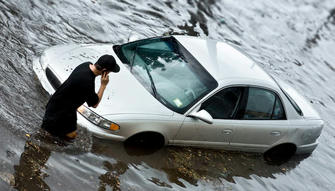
[93,72,109,108]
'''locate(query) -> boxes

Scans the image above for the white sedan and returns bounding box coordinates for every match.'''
[33,35,323,158]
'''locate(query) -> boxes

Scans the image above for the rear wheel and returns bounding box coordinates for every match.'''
[264,143,296,164]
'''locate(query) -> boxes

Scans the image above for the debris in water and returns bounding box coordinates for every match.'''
[0,172,15,186]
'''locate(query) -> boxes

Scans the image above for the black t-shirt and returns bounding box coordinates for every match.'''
[43,62,99,133]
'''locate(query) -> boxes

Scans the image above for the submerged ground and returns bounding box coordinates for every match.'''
[1,0,335,190]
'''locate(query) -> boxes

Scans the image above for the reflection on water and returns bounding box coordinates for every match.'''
[98,161,128,191]
[11,129,93,190]
[10,132,308,190]
[91,138,308,189]
[14,141,51,191]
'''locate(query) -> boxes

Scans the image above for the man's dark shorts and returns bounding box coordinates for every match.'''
[41,115,77,138]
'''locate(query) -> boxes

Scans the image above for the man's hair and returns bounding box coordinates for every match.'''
[94,55,119,72]
[95,63,103,71]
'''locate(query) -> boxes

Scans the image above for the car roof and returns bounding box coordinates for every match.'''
[173,35,278,89]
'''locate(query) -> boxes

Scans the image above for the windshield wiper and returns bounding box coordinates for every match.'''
[143,63,158,98]
[130,45,137,72]
[129,45,158,98]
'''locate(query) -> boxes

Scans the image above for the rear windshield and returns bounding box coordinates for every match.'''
[114,36,218,114]
[282,89,303,116]
[271,77,303,116]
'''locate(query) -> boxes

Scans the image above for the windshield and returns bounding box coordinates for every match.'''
[114,36,218,114]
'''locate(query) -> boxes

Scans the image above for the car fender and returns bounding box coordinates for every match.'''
[285,119,323,146]
[265,141,297,154]
[115,118,183,144]
[263,129,296,154]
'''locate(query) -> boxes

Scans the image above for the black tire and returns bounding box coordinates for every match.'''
[264,143,296,164]
[124,132,165,149]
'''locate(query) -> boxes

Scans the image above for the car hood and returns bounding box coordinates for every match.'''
[39,44,174,116]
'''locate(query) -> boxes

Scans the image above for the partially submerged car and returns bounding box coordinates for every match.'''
[33,35,323,157]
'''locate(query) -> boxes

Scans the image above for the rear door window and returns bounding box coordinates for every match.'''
[237,87,286,120]
[272,97,286,119]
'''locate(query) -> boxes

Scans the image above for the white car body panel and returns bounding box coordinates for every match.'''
[33,35,323,155]
[174,36,276,86]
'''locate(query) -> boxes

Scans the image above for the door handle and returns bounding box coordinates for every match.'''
[223,129,232,135]
[270,131,281,136]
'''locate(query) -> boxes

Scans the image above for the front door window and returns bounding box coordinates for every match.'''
[200,87,243,119]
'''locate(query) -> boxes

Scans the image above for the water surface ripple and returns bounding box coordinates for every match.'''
[0,0,335,190]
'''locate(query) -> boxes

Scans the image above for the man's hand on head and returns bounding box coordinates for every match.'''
[94,71,109,108]
[101,71,109,86]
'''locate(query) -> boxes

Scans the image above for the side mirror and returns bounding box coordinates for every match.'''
[187,110,213,124]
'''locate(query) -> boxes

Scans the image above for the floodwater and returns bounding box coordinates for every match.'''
[1,0,335,190]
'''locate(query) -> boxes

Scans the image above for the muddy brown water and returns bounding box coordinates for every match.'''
[1,0,335,190]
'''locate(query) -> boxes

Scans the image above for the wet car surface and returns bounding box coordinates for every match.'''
[1,0,335,190]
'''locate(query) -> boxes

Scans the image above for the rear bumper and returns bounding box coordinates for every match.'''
[296,142,318,154]
[77,113,126,141]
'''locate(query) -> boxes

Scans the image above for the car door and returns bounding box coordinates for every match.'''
[172,87,244,148]
[230,87,289,152]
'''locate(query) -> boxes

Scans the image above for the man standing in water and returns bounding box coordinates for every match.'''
[42,55,120,140]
